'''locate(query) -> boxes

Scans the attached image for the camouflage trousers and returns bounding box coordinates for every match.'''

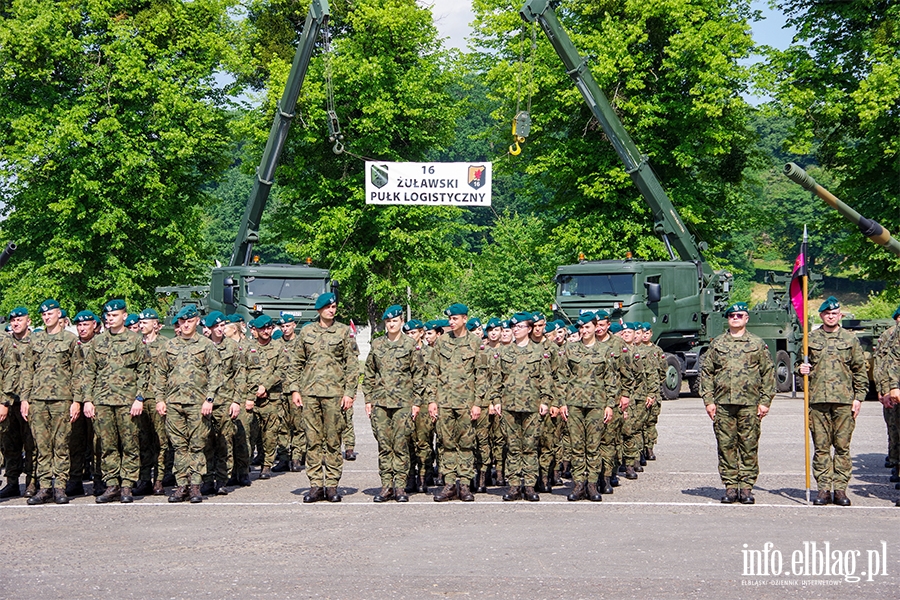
[0,400,35,482]
[600,405,624,476]
[138,406,169,482]
[538,413,558,475]
[490,412,506,473]
[68,413,92,483]
[371,405,413,487]
[555,418,569,466]
[623,399,650,463]
[473,409,491,471]
[94,404,140,487]
[303,396,345,488]
[232,408,254,478]
[435,407,475,484]
[254,400,284,469]
[643,399,661,451]
[343,406,356,450]
[412,410,435,477]
[503,410,540,487]
[166,403,211,487]
[281,397,306,462]
[567,406,606,481]
[884,404,899,466]
[31,400,72,489]
[203,404,236,484]
[713,404,761,489]
[809,403,855,491]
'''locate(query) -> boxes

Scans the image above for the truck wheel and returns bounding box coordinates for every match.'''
[687,376,700,397]
[662,354,682,400]
[775,350,793,393]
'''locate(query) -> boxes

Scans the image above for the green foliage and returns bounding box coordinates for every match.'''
[0,0,237,313]
[852,290,900,320]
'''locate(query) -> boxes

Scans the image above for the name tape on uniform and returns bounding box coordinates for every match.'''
[365,161,491,206]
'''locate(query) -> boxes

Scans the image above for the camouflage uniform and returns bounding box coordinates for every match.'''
[805,327,867,491]
[429,331,487,485]
[596,335,635,477]
[295,320,359,488]
[489,341,554,488]
[139,336,170,484]
[231,339,254,481]
[68,338,94,488]
[482,344,506,482]
[0,335,22,489]
[700,331,775,489]
[874,326,900,467]
[244,338,292,470]
[412,344,436,481]
[641,342,666,453]
[362,334,425,488]
[82,330,151,488]
[24,329,83,490]
[156,333,221,487]
[537,337,561,482]
[2,333,36,492]
[279,334,306,466]
[472,342,495,484]
[204,336,243,486]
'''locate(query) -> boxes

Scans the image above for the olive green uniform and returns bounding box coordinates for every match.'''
[0,335,22,487]
[641,342,666,452]
[412,344,436,481]
[874,326,900,467]
[596,335,635,477]
[204,336,243,486]
[244,338,292,470]
[139,337,169,483]
[2,333,36,491]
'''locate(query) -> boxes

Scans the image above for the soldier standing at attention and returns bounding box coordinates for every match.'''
[639,322,665,462]
[483,318,506,488]
[0,309,23,498]
[466,316,491,492]
[363,305,425,502]
[531,312,559,493]
[155,306,221,503]
[700,302,775,505]
[429,303,486,502]
[67,311,101,497]
[5,307,37,498]
[799,297,867,506]
[278,314,306,472]
[490,312,553,501]
[596,311,634,493]
[23,300,83,505]
[83,300,151,504]
[411,320,439,492]
[137,308,169,495]
[293,293,359,503]
[873,305,900,487]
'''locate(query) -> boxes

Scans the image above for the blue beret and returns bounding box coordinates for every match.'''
[104,299,126,313]
[203,311,226,328]
[544,321,558,333]
[225,313,244,323]
[593,310,610,321]
[566,325,579,334]
[73,310,98,324]
[609,322,624,333]
[466,317,482,331]
[443,303,468,317]
[382,304,404,320]
[642,321,653,330]
[60,309,68,318]
[272,329,284,340]
[818,296,840,313]
[279,312,296,324]
[402,319,421,333]
[724,302,750,316]
[531,312,546,323]
[623,322,635,331]
[8,306,28,318]
[576,312,596,326]
[509,312,532,326]
[484,317,501,331]
[124,314,140,327]
[139,308,160,321]
[251,314,274,329]
[499,319,511,329]
[315,293,336,310]
[436,319,450,328]
[174,305,199,321]
[39,299,60,313]
[423,320,439,332]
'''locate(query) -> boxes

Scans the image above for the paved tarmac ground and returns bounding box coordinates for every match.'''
[1,392,898,599]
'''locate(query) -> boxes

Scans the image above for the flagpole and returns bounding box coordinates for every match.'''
[801,225,811,505]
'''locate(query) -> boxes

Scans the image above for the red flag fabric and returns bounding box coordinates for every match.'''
[789,241,808,325]
[349,319,357,338]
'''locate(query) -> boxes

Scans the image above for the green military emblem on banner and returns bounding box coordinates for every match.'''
[371,164,389,189]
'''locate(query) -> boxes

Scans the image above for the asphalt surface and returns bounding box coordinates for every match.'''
[1,391,898,599]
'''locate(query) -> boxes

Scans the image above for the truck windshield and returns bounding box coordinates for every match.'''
[245,277,326,300]
[558,274,633,297]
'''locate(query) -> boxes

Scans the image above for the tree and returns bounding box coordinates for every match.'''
[0,0,238,313]
[765,0,900,281]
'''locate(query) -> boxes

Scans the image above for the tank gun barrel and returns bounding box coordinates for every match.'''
[783,162,900,258]
[0,242,16,269]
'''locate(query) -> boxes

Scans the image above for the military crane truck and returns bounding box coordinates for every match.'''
[158,0,335,325]
[520,0,801,398]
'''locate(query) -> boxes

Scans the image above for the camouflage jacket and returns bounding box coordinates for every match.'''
[700,331,775,407]
[83,330,151,406]
[488,340,555,412]
[244,338,293,405]
[429,331,488,409]
[596,334,636,400]
[24,329,83,403]
[0,335,19,402]
[155,333,222,406]
[212,336,245,406]
[805,326,868,405]
[539,336,563,383]
[874,325,900,396]
[295,321,359,399]
[640,342,666,401]
[362,334,425,409]
[10,333,33,402]
[142,336,167,402]
[558,341,618,409]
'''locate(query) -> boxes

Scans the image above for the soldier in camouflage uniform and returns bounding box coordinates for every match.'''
[639,322,665,462]
[154,306,222,503]
[67,311,101,497]
[277,314,306,472]
[292,293,359,503]
[700,302,775,504]
[137,308,169,495]
[83,300,151,504]
[23,300,83,505]
[799,297,867,506]
[0,310,22,498]
[428,303,487,502]
[529,312,559,492]
[483,318,506,487]
[1,307,38,498]
[596,312,634,493]
[224,314,253,487]
[363,305,425,502]
[201,311,243,496]
[466,316,492,492]
[546,320,571,483]
[410,320,439,492]
[873,306,900,483]
[490,312,553,501]
[620,322,649,480]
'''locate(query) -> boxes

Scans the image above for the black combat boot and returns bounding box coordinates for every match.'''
[96,485,121,504]
[65,480,84,497]
[624,465,638,480]
[639,451,647,466]
[633,459,644,473]
[721,488,738,504]
[540,475,552,494]
[199,481,216,495]
[343,448,357,461]
[458,483,475,502]
[416,475,427,494]
[53,487,69,505]
[189,484,203,503]
[646,446,656,461]
[502,485,522,501]
[523,486,540,502]
[433,483,457,502]
[586,482,602,502]
[259,467,272,480]
[552,469,564,486]
[214,481,229,496]
[27,488,52,505]
[0,479,21,498]
[373,486,393,503]
[609,473,620,487]
[739,488,755,505]
[290,459,304,472]
[395,487,409,502]
[271,459,289,472]
[476,470,489,493]
[832,489,850,506]
[567,481,587,501]
[325,486,342,502]
[600,475,613,495]
[120,486,133,503]
[303,486,324,503]
[168,486,189,503]
[812,490,831,505]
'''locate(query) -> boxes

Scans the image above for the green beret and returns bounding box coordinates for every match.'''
[466,317,482,331]
[436,319,450,328]
[272,329,284,340]
[484,317,501,331]
[314,293,336,310]
[174,305,199,321]
[594,310,610,321]
[251,315,274,329]
[819,296,840,312]
[566,325,579,334]
[225,313,244,323]
[609,322,624,333]
[576,312,596,326]
[8,306,28,318]
[423,320,440,332]
[104,299,126,313]
[531,312,546,323]
[642,321,652,330]
[544,321,559,333]
[203,311,225,328]
[139,308,160,321]
[509,312,532,326]
[124,314,140,327]
[443,303,468,317]
[402,319,423,333]
[39,299,60,313]
[382,304,404,321]
[279,312,296,324]
[73,310,97,324]
[499,319,511,329]
[60,309,68,319]
[724,302,749,316]
[893,304,900,320]
[623,322,635,331]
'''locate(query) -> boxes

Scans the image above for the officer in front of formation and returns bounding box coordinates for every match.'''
[700,302,775,505]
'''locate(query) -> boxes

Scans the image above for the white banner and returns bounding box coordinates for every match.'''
[365,161,491,206]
